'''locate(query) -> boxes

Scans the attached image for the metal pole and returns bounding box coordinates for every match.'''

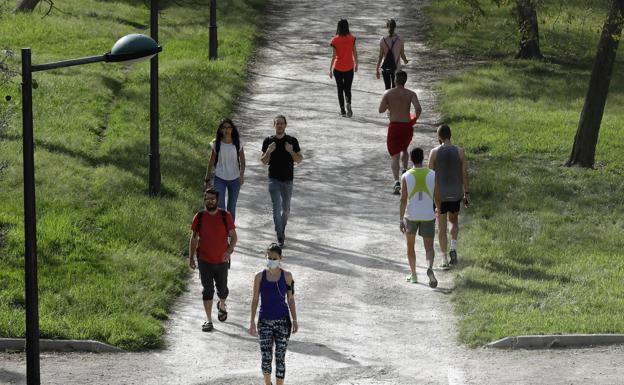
[209,0,217,60]
[21,47,41,385]
[149,0,161,196]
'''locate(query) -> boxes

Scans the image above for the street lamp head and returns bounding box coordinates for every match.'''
[105,34,162,63]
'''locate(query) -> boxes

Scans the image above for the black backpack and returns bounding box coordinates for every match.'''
[196,208,228,233]
[381,37,397,72]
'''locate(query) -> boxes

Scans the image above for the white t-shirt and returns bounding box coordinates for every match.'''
[404,168,436,221]
[214,140,243,181]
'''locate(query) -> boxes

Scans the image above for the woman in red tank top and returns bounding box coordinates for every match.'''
[329,19,358,117]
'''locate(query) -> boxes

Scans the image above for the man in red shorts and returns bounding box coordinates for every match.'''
[378,70,422,194]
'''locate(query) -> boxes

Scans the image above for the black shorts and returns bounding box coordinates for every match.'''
[439,200,461,214]
[198,260,229,301]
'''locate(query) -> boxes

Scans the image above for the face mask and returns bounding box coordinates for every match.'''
[267,259,280,270]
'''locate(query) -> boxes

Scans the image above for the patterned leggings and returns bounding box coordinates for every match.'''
[258,318,290,379]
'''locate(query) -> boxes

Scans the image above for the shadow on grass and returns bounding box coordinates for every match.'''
[486,260,571,284]
[458,275,545,297]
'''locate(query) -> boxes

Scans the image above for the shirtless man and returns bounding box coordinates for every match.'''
[378,70,422,194]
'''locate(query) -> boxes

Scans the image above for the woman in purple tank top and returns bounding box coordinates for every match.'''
[249,243,298,385]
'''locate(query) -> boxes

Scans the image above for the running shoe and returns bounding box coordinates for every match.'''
[427,268,438,288]
[405,273,417,284]
[449,249,458,265]
[277,237,285,248]
[439,259,451,270]
[393,181,401,195]
[202,321,213,332]
[340,110,347,117]
[346,103,353,118]
[401,169,407,176]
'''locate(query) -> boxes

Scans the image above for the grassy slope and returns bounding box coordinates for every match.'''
[0,0,266,350]
[424,0,624,346]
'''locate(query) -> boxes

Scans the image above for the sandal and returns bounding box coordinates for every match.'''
[217,300,228,322]
[202,321,213,332]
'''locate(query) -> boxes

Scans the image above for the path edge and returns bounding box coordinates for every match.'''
[486,334,624,349]
[0,338,124,353]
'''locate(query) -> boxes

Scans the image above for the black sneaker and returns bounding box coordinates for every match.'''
[277,237,285,248]
[346,103,353,118]
[202,321,213,332]
[340,110,347,117]
[449,250,458,265]
[401,169,407,176]
[393,181,401,195]
[427,268,438,288]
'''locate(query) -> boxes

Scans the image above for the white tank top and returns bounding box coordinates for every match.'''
[214,140,243,181]
[404,168,436,221]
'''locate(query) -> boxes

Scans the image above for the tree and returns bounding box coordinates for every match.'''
[566,0,624,168]
[515,0,543,59]
[14,0,41,12]
[458,0,543,59]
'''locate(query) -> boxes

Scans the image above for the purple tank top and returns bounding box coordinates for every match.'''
[259,269,290,320]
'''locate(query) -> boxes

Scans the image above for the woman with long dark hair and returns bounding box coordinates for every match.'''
[329,18,358,117]
[204,118,246,220]
[249,243,298,385]
[376,18,408,90]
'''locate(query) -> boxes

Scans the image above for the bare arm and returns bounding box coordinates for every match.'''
[188,231,198,270]
[291,151,303,164]
[285,271,298,333]
[248,273,262,336]
[460,148,470,206]
[284,142,303,164]
[434,176,441,214]
[224,228,237,262]
[411,92,422,120]
[239,148,246,185]
[378,93,388,114]
[260,142,276,165]
[329,46,336,78]
[427,148,436,170]
[399,176,408,233]
[352,42,358,72]
[204,150,216,185]
[400,45,408,64]
[376,45,384,77]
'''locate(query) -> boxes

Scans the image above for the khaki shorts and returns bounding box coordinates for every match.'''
[405,219,435,238]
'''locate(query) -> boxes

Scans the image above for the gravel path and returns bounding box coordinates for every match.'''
[2,0,624,384]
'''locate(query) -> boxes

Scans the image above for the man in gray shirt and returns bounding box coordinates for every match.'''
[428,124,470,268]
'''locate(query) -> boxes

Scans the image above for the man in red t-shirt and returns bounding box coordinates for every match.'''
[189,187,237,332]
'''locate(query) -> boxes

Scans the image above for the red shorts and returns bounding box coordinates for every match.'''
[386,115,417,156]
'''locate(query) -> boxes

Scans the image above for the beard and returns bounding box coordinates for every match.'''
[205,203,218,211]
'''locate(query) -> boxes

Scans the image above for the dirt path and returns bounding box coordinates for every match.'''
[2,0,624,384]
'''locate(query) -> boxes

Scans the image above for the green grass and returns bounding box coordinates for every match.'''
[0,0,267,350]
[424,1,624,346]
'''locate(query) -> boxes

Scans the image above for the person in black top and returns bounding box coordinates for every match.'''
[260,115,303,247]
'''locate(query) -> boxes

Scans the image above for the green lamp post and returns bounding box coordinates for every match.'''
[21,33,161,385]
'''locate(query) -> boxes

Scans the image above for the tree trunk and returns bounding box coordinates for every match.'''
[14,0,42,12]
[566,0,624,168]
[515,0,543,59]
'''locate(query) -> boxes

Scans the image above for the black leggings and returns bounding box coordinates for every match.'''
[382,70,395,90]
[333,69,354,111]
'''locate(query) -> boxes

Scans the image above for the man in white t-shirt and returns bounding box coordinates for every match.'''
[399,147,440,287]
